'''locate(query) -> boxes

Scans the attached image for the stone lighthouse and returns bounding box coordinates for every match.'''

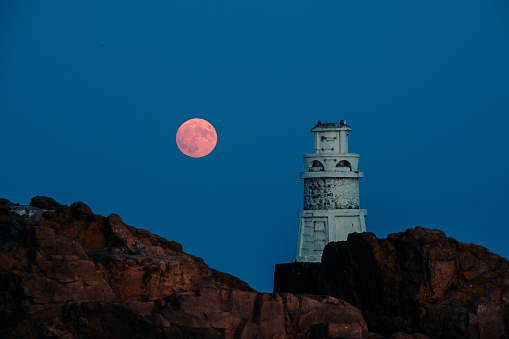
[294,121,367,262]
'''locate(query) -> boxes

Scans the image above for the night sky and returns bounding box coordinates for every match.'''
[2,1,509,292]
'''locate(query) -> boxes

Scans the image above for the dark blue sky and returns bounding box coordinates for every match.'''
[2,1,509,292]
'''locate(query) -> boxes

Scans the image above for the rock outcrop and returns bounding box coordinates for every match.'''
[5,196,504,338]
[275,227,509,338]
[0,197,368,338]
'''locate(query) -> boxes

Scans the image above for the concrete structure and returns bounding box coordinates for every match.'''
[294,121,367,262]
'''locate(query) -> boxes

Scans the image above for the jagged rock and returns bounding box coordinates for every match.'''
[69,201,94,215]
[155,289,367,338]
[275,227,509,338]
[30,196,65,211]
[0,197,369,338]
[0,198,13,206]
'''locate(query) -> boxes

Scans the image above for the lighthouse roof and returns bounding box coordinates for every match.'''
[311,121,352,132]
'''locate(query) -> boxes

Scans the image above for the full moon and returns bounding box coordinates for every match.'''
[176,118,217,158]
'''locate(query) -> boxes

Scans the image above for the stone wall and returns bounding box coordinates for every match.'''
[304,178,359,210]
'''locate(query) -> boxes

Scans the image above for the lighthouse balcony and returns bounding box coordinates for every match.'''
[308,167,324,172]
[300,171,364,179]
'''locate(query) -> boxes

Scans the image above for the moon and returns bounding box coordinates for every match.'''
[176,118,217,158]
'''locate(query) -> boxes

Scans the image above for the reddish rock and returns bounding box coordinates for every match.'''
[164,290,367,338]
[0,197,368,338]
[30,196,65,211]
[317,227,509,338]
[69,201,94,215]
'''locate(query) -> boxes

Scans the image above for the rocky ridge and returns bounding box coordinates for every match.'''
[4,196,504,338]
[275,227,509,338]
[0,197,371,338]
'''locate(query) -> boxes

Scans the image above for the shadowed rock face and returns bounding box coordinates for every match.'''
[0,197,368,338]
[276,227,509,338]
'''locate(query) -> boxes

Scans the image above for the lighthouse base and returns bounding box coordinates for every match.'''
[294,209,367,263]
[273,262,321,294]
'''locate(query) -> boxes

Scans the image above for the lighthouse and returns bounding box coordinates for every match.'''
[294,121,367,262]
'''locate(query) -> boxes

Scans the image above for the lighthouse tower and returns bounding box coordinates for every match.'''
[294,121,367,262]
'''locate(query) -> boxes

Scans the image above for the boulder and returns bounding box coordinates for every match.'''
[30,196,65,211]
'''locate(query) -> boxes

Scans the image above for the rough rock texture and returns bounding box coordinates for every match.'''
[275,227,509,339]
[0,197,369,338]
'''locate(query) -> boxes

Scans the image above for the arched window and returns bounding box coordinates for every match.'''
[336,160,352,171]
[308,160,324,172]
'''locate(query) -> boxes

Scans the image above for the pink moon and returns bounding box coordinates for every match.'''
[176,118,217,158]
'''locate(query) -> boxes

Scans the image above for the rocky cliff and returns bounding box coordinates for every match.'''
[0,197,370,338]
[275,227,509,338]
[3,196,505,338]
